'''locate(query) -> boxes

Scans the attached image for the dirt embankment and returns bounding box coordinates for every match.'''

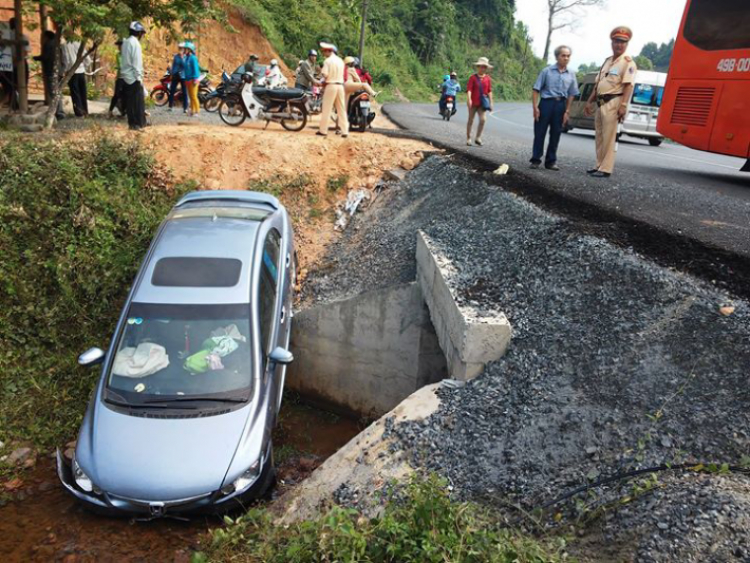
[145,121,430,273]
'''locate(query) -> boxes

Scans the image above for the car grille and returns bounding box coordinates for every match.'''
[670,87,715,127]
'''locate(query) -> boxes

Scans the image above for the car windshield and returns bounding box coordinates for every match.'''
[631,83,664,108]
[106,302,253,403]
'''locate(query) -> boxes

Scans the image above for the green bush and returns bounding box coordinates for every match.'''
[200,476,568,562]
[0,135,190,450]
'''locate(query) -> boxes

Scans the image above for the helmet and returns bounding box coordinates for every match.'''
[128,21,146,33]
[308,49,318,57]
[183,41,196,53]
[443,74,450,81]
[450,71,457,77]
[353,57,360,66]
[344,56,356,65]
[249,53,259,60]
[177,41,186,49]
[270,58,278,66]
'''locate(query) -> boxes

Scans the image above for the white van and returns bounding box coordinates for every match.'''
[567,70,667,146]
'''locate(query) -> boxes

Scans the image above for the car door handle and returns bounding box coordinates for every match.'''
[280,306,286,324]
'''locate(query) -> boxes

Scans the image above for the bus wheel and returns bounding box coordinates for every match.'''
[648,138,663,147]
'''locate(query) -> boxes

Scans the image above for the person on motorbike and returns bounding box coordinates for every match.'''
[183,41,201,117]
[354,59,373,86]
[295,49,318,91]
[344,56,378,103]
[439,71,461,115]
[168,43,188,112]
[265,59,284,89]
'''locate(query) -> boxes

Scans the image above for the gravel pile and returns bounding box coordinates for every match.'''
[307,156,750,561]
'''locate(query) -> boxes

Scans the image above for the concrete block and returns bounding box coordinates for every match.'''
[416,231,512,381]
[289,282,447,417]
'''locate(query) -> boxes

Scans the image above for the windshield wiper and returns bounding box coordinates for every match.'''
[105,397,198,410]
[144,395,249,404]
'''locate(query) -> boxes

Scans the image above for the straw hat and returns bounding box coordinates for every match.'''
[473,57,493,68]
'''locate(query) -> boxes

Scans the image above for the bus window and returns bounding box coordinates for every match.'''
[684,0,750,51]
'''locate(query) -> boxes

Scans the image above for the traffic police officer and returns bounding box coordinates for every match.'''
[584,26,637,178]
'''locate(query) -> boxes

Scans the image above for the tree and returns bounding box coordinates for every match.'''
[543,0,606,62]
[634,55,654,71]
[34,0,222,128]
[575,61,599,81]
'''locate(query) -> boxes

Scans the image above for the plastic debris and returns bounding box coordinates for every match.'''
[493,164,510,175]
[335,189,372,231]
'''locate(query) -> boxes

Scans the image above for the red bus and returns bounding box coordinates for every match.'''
[657,0,750,171]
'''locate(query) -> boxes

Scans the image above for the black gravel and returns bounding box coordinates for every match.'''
[306,156,750,562]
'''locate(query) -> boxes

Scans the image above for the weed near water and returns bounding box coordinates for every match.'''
[0,135,190,454]
[198,476,567,563]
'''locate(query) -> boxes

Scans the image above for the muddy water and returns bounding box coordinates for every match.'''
[0,401,361,563]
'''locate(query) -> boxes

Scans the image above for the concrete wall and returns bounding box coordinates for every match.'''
[288,283,447,417]
[416,231,512,380]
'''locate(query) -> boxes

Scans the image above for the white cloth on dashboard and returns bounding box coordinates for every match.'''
[113,343,169,378]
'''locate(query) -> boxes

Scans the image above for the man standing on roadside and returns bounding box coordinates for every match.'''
[295,49,317,91]
[584,27,637,178]
[530,46,579,171]
[465,57,493,146]
[121,21,147,131]
[317,42,348,138]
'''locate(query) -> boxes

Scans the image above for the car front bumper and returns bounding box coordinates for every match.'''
[56,449,269,517]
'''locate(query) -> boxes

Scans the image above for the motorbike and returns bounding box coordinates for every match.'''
[305,84,323,115]
[203,70,239,113]
[441,95,456,121]
[347,90,376,133]
[218,73,309,131]
[149,67,214,107]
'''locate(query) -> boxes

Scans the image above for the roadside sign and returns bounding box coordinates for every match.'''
[0,22,14,72]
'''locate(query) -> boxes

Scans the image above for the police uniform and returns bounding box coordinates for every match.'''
[593,27,637,175]
[318,44,349,136]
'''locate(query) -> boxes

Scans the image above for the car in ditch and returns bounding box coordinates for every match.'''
[57,190,296,517]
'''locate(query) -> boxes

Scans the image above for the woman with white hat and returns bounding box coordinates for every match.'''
[466,57,493,146]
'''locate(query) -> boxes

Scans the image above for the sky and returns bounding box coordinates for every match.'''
[514,0,686,69]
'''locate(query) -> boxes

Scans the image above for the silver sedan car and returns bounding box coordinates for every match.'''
[57,191,295,517]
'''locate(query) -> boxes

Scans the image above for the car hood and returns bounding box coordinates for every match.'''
[80,402,251,501]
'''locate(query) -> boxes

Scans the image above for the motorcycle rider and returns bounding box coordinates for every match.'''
[355,59,373,85]
[295,49,318,91]
[265,59,284,89]
[344,55,378,105]
[439,71,461,115]
[168,43,188,112]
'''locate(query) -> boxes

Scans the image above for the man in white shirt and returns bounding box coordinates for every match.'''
[62,40,90,116]
[120,21,146,130]
[317,42,348,137]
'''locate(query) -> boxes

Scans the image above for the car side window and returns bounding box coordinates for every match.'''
[258,228,281,358]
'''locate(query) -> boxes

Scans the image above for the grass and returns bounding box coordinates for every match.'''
[196,475,569,563]
[0,134,190,462]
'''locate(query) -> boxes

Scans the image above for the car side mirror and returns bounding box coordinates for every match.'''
[268,347,294,366]
[79,347,105,367]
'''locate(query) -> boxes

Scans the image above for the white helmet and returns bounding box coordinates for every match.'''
[270,58,278,66]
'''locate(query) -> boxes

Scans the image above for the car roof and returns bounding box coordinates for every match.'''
[132,192,276,305]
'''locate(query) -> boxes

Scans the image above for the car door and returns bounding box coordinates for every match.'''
[257,227,282,423]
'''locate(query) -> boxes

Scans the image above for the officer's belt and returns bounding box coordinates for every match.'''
[597,93,623,106]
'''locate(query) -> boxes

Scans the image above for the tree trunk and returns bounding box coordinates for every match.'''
[543,10,554,63]
[44,31,63,129]
[13,0,28,113]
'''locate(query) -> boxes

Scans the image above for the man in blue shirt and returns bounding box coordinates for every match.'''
[530,46,580,170]
[439,72,461,115]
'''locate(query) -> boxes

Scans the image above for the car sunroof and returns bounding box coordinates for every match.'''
[152,257,243,287]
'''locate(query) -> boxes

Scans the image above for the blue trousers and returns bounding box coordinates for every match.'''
[531,98,566,165]
[169,75,188,110]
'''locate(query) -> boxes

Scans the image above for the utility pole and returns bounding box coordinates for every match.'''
[358,0,369,66]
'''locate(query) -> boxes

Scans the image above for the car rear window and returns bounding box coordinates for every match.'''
[152,257,242,287]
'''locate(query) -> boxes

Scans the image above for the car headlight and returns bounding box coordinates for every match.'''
[221,458,261,495]
[73,458,94,493]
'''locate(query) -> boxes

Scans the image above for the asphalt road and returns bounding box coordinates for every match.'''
[383,102,750,261]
